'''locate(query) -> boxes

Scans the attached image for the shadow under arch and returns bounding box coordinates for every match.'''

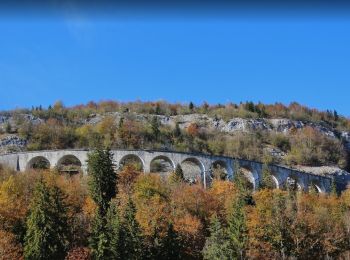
[262,168,281,189]
[119,154,145,172]
[239,166,256,191]
[210,160,228,180]
[26,156,50,170]
[181,157,205,184]
[150,155,175,173]
[308,180,323,194]
[284,175,304,192]
[56,154,82,174]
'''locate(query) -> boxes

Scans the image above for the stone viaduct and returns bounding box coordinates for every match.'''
[0,149,345,193]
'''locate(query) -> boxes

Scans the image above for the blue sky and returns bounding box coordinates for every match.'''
[0,5,350,116]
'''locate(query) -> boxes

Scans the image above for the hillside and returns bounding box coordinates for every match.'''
[0,101,349,176]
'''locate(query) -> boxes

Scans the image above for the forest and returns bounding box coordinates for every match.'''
[1,100,349,169]
[1,149,350,260]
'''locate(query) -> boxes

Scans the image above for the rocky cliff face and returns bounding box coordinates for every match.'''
[0,134,27,154]
[83,112,348,139]
[0,112,349,175]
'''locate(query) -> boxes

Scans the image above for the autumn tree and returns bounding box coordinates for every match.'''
[0,229,23,260]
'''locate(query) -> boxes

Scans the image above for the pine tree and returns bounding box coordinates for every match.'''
[203,214,232,260]
[87,149,117,216]
[161,223,181,260]
[226,195,248,260]
[331,178,338,196]
[90,202,121,260]
[189,102,194,111]
[173,122,182,138]
[260,163,275,190]
[87,149,118,259]
[106,202,121,259]
[151,116,160,141]
[5,122,11,133]
[120,197,143,260]
[89,209,107,259]
[155,103,161,115]
[169,164,185,184]
[24,179,69,260]
[228,161,248,259]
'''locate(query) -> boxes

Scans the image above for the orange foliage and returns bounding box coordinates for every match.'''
[187,123,199,137]
[65,247,90,260]
[208,180,237,217]
[0,230,23,260]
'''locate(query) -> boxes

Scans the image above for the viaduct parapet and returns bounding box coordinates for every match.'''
[0,149,347,193]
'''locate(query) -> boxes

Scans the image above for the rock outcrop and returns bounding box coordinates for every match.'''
[0,134,27,154]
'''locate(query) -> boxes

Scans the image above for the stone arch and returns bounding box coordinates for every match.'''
[119,154,145,172]
[284,176,304,191]
[181,157,205,184]
[150,155,175,173]
[308,180,323,193]
[56,155,82,174]
[239,166,256,190]
[210,160,228,180]
[262,168,281,189]
[26,156,50,170]
[270,175,280,189]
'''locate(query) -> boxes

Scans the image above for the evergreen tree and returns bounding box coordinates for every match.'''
[5,122,11,133]
[173,122,182,138]
[155,103,161,115]
[334,110,339,121]
[24,180,69,260]
[260,163,275,190]
[88,149,118,259]
[227,161,248,259]
[226,195,248,260]
[89,209,109,260]
[151,116,160,141]
[87,149,117,216]
[203,214,232,260]
[120,197,143,260]
[169,164,185,184]
[189,102,194,111]
[331,178,338,196]
[89,202,121,260]
[106,202,121,259]
[161,223,181,260]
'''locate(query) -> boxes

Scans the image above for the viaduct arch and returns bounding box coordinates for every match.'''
[0,149,343,193]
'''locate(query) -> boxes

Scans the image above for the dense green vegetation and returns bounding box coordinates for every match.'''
[1,151,350,259]
[1,100,349,168]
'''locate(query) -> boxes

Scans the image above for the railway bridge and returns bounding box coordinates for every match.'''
[0,149,343,193]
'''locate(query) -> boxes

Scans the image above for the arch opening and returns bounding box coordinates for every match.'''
[260,169,280,189]
[180,157,204,184]
[308,181,322,194]
[119,154,144,172]
[285,176,303,192]
[56,155,82,175]
[27,156,50,170]
[238,167,255,191]
[150,156,175,174]
[210,160,228,180]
